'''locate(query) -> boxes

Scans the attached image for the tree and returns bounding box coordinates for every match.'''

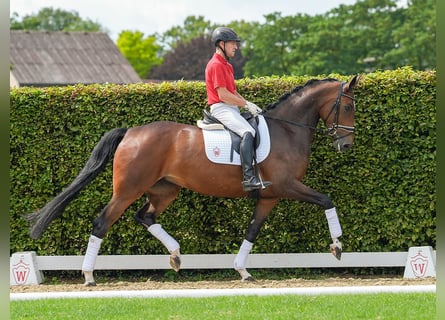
[383,0,435,69]
[148,35,212,80]
[116,31,163,79]
[288,0,405,75]
[159,15,214,51]
[148,35,246,80]
[10,7,106,32]
[243,0,435,76]
[328,0,405,73]
[150,16,248,80]
[243,12,311,76]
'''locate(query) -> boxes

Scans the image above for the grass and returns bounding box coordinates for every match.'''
[11,292,435,320]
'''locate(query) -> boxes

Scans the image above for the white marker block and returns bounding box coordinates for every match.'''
[403,246,436,279]
[10,252,44,285]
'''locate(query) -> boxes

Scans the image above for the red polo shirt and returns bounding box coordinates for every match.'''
[205,53,237,105]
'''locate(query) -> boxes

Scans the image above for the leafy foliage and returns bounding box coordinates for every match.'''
[242,12,312,76]
[10,7,105,32]
[148,35,213,80]
[116,31,163,78]
[243,0,435,76]
[10,68,435,256]
[383,0,436,69]
[148,35,246,80]
[10,1,435,79]
[158,15,214,51]
[145,0,436,79]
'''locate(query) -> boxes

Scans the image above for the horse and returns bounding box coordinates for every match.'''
[26,75,360,285]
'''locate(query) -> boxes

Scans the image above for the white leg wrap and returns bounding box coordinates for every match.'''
[81,235,103,272]
[325,207,342,239]
[148,224,180,253]
[234,239,253,270]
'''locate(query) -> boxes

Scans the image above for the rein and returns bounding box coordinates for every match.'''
[263,81,355,139]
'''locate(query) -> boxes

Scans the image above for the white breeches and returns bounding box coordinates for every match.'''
[210,103,255,137]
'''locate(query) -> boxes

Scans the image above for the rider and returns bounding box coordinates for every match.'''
[205,27,271,192]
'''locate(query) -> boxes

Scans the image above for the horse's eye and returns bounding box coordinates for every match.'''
[344,104,352,112]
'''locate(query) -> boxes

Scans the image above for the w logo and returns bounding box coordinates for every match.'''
[12,259,30,285]
[410,251,429,278]
[403,246,436,279]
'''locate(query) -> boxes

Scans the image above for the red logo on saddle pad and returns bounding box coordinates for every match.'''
[410,251,429,277]
[213,146,221,157]
[12,259,30,285]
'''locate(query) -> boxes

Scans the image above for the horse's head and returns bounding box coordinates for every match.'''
[320,75,361,152]
[263,75,361,152]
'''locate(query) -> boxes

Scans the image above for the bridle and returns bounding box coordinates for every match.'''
[325,82,355,141]
[263,81,355,140]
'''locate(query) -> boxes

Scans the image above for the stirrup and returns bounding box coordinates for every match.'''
[242,177,271,192]
[242,181,262,192]
[260,180,272,189]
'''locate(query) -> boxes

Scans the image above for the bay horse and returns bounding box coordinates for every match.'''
[27,75,360,285]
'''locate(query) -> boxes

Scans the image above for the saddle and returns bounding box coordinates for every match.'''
[198,110,261,162]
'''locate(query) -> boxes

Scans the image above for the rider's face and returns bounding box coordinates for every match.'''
[224,41,238,58]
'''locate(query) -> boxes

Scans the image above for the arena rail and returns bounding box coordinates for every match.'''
[34,252,412,270]
[21,251,436,271]
[10,248,436,285]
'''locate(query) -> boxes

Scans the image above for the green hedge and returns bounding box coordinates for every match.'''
[10,67,436,256]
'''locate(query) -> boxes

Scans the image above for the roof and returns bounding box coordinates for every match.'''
[10,30,141,86]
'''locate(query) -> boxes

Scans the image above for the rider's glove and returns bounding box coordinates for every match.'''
[245,101,262,117]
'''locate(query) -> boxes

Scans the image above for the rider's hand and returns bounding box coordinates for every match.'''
[245,101,262,116]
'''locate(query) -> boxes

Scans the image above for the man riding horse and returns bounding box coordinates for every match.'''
[205,27,272,192]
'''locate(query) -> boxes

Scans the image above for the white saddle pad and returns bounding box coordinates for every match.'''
[202,115,270,165]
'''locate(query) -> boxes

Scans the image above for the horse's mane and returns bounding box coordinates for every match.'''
[265,78,338,111]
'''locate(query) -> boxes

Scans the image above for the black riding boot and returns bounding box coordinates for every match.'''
[240,132,272,192]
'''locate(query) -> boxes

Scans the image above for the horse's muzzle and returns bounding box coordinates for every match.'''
[329,125,354,153]
[333,136,354,152]
[339,142,353,152]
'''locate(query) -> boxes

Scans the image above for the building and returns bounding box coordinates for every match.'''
[10,30,141,87]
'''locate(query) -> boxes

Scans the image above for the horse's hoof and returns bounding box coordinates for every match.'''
[331,246,342,260]
[241,276,255,282]
[330,240,342,260]
[84,281,96,287]
[82,271,96,286]
[237,269,254,281]
[169,254,181,272]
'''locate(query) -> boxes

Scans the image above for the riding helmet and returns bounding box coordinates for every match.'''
[211,27,240,46]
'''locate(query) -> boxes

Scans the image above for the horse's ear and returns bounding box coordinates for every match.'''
[347,74,362,90]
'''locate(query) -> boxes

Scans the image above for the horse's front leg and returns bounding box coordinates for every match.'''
[285,181,343,260]
[325,207,342,260]
[234,198,278,281]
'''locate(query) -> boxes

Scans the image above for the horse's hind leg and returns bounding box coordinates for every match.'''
[234,198,278,281]
[82,195,140,286]
[134,179,182,271]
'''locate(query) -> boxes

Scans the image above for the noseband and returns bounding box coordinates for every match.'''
[325,82,355,141]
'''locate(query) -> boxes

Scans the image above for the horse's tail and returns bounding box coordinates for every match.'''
[26,127,128,239]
